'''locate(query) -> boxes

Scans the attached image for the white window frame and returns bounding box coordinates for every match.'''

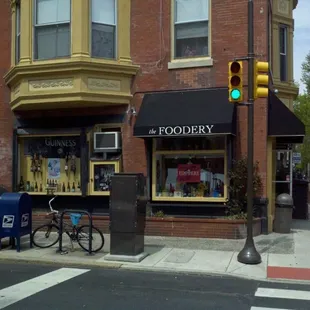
[90,0,117,59]
[33,0,72,60]
[15,1,21,64]
[174,0,210,59]
[279,24,288,82]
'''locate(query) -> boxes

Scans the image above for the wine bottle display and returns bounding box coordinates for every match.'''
[19,176,24,191]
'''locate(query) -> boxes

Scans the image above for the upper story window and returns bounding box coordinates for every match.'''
[279,24,288,82]
[34,0,71,60]
[91,0,116,59]
[15,1,21,64]
[174,0,209,59]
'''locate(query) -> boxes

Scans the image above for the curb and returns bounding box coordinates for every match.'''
[0,256,123,269]
[1,255,310,286]
[119,264,310,285]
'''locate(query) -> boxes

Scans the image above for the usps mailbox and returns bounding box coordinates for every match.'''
[0,192,33,252]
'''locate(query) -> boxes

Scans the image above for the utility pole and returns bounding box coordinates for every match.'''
[237,0,262,265]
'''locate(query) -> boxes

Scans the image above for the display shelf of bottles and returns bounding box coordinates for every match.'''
[53,192,82,196]
[18,177,81,196]
[18,191,46,195]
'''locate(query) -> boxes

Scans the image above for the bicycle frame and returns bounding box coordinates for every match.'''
[46,196,95,254]
[46,196,78,240]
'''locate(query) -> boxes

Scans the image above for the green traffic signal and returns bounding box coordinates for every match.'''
[228,61,243,103]
[231,89,241,100]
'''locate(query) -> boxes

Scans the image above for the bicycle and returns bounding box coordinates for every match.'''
[32,196,104,253]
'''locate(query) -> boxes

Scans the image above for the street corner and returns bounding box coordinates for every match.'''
[267,252,310,282]
[226,252,268,280]
[267,266,310,282]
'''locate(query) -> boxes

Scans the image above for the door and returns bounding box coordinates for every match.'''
[273,149,293,197]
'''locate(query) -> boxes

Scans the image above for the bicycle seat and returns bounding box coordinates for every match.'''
[70,213,82,226]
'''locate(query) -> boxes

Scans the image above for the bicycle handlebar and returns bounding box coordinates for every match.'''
[48,196,59,214]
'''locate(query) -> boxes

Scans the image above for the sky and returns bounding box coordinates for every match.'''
[293,0,310,94]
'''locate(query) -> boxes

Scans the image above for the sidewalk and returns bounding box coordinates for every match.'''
[1,219,310,283]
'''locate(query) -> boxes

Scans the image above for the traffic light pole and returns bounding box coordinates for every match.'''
[237,0,262,265]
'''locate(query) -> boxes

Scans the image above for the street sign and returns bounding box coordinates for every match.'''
[292,152,301,164]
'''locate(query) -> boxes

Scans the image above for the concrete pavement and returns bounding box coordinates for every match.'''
[1,262,310,309]
[0,220,310,283]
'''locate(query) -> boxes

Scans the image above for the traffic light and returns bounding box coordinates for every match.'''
[228,61,243,103]
[254,60,269,99]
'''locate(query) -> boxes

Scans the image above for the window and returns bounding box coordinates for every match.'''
[15,1,21,63]
[153,137,227,201]
[174,0,209,59]
[91,0,116,59]
[279,25,288,82]
[34,0,71,60]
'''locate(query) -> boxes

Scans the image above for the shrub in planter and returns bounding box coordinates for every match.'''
[226,157,263,219]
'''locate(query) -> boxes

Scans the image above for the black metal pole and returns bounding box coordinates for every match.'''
[237,0,262,265]
[58,212,63,253]
[88,212,92,255]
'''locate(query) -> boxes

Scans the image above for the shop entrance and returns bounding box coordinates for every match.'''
[273,149,293,197]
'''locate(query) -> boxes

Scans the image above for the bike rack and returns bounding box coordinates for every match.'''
[58,209,93,256]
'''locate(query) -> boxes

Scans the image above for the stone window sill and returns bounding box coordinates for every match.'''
[168,57,214,70]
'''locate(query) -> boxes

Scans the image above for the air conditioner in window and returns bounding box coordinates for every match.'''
[94,132,121,153]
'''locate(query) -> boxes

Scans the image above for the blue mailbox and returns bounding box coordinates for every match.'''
[0,192,33,252]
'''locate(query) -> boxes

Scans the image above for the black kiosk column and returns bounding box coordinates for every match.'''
[104,173,148,262]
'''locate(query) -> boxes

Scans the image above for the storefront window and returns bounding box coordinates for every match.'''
[154,136,225,151]
[18,136,81,195]
[152,137,227,201]
[273,150,292,196]
[93,163,115,192]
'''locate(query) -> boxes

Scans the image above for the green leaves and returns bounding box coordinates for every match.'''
[226,157,263,217]
[294,93,310,169]
[301,51,310,94]
[293,51,310,169]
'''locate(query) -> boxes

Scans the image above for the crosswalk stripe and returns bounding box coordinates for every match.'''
[251,307,291,310]
[255,287,310,301]
[0,267,90,309]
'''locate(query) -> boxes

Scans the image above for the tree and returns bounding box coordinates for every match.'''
[293,51,310,170]
[301,51,310,94]
[294,93,310,169]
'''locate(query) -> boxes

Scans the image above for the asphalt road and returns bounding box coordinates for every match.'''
[0,262,310,310]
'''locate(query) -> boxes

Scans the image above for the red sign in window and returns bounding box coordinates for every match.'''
[177,164,201,183]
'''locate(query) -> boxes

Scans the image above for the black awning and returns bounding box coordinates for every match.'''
[133,88,236,137]
[268,92,305,144]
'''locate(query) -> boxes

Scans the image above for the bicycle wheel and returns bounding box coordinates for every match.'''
[32,224,60,248]
[77,225,104,253]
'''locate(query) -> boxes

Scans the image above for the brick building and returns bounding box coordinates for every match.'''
[0,0,305,238]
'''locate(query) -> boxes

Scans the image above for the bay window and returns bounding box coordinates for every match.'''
[152,137,227,201]
[279,25,288,82]
[174,0,209,59]
[91,0,116,59]
[34,0,71,60]
[16,0,21,64]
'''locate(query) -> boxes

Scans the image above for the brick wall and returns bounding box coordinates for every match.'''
[32,212,261,239]
[2,0,269,198]
[0,0,13,191]
[123,0,269,196]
